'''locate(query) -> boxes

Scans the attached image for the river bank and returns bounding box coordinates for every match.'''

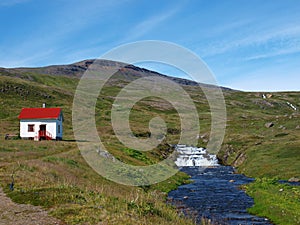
[168,145,273,224]
[168,166,272,225]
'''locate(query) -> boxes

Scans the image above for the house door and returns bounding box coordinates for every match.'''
[39,124,46,138]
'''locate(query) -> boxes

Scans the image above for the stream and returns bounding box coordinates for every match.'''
[167,145,272,225]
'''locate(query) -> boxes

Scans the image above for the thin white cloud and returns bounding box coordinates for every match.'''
[245,46,300,61]
[121,6,180,42]
[239,25,300,48]
[0,49,54,68]
[0,0,131,68]
[203,19,254,38]
[201,24,300,57]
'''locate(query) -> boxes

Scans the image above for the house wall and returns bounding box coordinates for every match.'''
[20,118,63,139]
[56,114,63,139]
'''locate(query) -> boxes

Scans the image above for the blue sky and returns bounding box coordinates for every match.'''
[0,0,299,91]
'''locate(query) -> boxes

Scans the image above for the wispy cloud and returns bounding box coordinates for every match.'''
[245,46,300,61]
[201,24,300,58]
[0,0,131,67]
[202,19,254,38]
[0,49,54,68]
[121,6,181,42]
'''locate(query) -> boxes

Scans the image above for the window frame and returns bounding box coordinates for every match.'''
[28,124,35,132]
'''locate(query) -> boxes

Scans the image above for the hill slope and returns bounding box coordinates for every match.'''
[0,60,299,224]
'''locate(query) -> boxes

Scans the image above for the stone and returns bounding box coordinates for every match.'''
[288,177,300,182]
[279,125,286,130]
[241,114,247,119]
[200,133,208,139]
[233,152,246,167]
[296,125,300,130]
[265,122,274,128]
[266,94,273,98]
[229,180,235,183]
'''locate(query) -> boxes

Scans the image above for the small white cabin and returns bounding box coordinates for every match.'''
[18,107,63,141]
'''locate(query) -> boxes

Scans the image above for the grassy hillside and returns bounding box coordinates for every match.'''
[0,62,299,224]
[219,91,300,225]
[219,91,300,178]
[0,71,196,224]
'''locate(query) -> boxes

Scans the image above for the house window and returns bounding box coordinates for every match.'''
[58,125,60,133]
[28,124,34,132]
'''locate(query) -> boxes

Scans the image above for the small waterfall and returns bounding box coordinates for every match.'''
[175,145,219,167]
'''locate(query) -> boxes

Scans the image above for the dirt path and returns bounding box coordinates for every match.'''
[0,188,63,225]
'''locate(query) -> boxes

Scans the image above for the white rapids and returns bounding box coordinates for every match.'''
[175,145,219,167]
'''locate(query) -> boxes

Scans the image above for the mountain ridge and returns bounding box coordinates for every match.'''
[0,59,234,91]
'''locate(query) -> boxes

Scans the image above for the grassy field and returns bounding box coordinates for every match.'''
[245,178,300,225]
[0,65,299,224]
[0,140,194,224]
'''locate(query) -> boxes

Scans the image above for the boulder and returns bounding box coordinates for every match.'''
[288,177,300,182]
[265,122,274,128]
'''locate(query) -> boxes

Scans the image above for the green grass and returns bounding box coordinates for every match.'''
[43,156,79,168]
[121,147,154,165]
[217,91,300,224]
[0,140,194,224]
[245,178,300,225]
[1,68,300,224]
[0,71,196,223]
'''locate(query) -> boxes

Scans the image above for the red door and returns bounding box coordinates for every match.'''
[39,124,46,138]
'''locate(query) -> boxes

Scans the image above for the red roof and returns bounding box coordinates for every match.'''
[18,108,62,119]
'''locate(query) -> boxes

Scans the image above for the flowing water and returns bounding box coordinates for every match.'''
[168,145,272,225]
[175,145,219,167]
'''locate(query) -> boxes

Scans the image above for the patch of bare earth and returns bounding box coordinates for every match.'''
[0,188,62,225]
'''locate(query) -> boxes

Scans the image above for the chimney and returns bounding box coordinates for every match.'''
[42,103,46,108]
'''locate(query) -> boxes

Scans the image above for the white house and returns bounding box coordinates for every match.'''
[18,107,63,141]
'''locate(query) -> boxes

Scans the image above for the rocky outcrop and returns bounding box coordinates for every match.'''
[218,144,247,168]
[232,152,247,167]
[265,122,274,128]
[217,144,234,165]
